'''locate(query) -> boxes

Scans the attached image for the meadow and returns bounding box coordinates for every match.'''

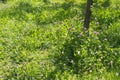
[0,0,120,80]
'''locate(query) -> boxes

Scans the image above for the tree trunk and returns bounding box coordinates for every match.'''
[84,0,93,29]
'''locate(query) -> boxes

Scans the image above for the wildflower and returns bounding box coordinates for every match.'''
[101,56,103,59]
[69,27,75,31]
[73,16,78,20]
[98,45,101,48]
[78,51,80,55]
[104,38,107,41]
[61,51,64,54]
[70,60,74,64]
[94,31,99,35]
[116,72,119,76]
[94,17,97,20]
[89,70,92,73]
[79,32,84,36]
[41,62,45,65]
[63,64,66,66]
[95,22,99,25]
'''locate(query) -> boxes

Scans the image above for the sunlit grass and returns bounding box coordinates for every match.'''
[0,0,120,80]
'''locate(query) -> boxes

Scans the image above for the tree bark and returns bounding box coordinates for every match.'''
[84,0,93,29]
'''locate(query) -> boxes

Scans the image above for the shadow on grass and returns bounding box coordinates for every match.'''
[0,1,86,25]
[46,25,120,79]
[35,1,86,25]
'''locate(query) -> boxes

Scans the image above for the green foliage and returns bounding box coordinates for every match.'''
[53,22,120,73]
[0,0,120,80]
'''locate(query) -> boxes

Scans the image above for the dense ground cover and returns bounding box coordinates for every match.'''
[0,0,120,80]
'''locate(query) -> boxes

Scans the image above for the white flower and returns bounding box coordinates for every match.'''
[116,72,119,76]
[70,60,74,63]
[78,51,80,55]
[62,51,64,54]
[89,70,92,73]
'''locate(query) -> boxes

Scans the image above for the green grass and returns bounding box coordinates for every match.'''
[0,0,120,80]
